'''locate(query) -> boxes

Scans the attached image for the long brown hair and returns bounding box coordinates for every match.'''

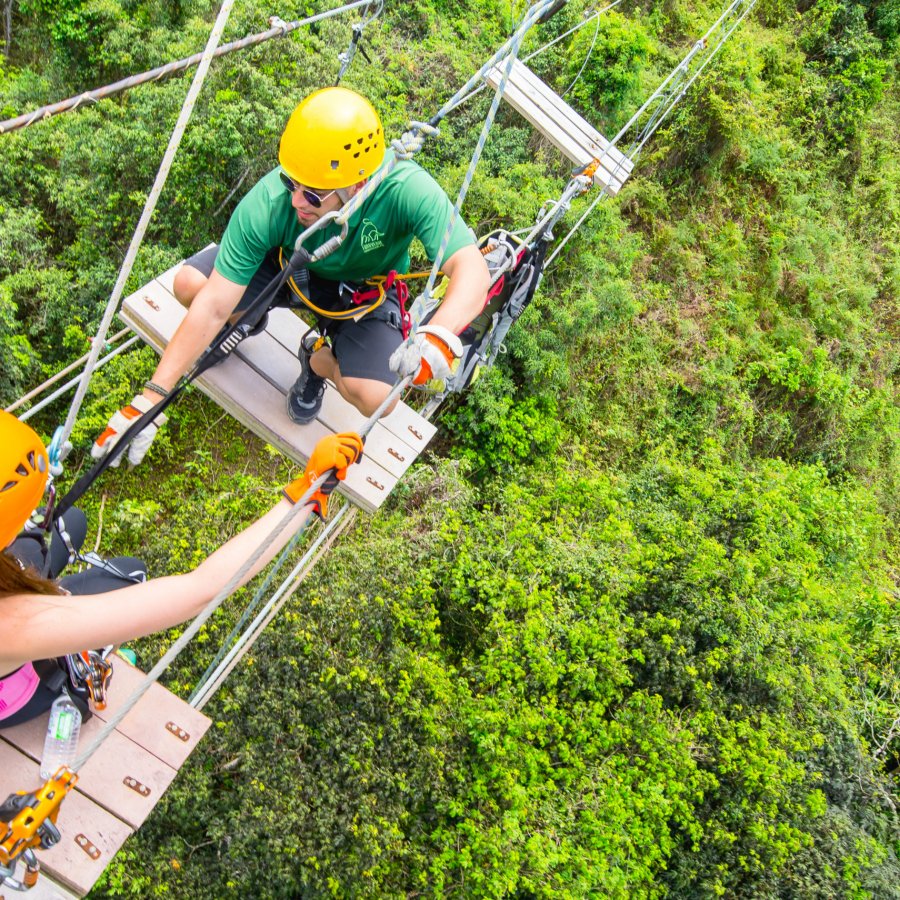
[0,549,62,598]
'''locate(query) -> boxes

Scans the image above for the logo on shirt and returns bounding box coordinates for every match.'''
[360,218,385,253]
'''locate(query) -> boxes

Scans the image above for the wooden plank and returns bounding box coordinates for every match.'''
[0,748,132,898]
[155,258,185,295]
[488,58,633,175]
[511,61,633,174]
[234,331,423,480]
[17,872,81,900]
[119,283,396,512]
[120,278,434,511]
[0,726,177,831]
[485,59,633,194]
[0,662,204,827]
[490,74,628,192]
[89,661,210,772]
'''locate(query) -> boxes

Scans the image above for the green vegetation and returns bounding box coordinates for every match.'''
[1,0,898,896]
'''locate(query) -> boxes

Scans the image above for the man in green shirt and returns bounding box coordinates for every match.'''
[93,87,490,465]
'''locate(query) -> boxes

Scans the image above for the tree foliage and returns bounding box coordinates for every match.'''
[0,0,897,896]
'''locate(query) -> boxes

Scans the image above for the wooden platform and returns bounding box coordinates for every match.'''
[486,58,634,195]
[0,660,210,897]
[119,257,436,514]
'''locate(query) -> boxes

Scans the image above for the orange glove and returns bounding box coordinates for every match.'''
[283,432,363,519]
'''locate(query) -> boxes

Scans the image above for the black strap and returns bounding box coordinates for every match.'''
[33,658,67,693]
[54,248,312,521]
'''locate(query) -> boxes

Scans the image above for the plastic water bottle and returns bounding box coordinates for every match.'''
[40,692,82,779]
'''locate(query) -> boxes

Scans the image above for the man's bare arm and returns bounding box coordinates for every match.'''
[142,271,247,400]
[427,244,490,335]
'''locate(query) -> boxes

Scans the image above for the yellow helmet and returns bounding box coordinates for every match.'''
[0,412,49,549]
[279,87,385,190]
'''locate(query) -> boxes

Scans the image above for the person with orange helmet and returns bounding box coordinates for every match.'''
[92,87,490,466]
[0,410,363,726]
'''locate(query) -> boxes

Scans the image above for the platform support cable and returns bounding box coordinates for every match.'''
[14,336,141,423]
[5,328,132,414]
[70,374,411,773]
[0,0,376,135]
[56,0,236,461]
[408,0,559,330]
[190,503,357,710]
[190,511,332,697]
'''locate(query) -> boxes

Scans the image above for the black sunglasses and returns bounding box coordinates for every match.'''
[279,172,338,208]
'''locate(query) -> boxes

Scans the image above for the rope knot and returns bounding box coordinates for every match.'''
[392,122,439,160]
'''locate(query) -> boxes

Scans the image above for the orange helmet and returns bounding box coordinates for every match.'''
[0,412,49,549]
[278,87,384,190]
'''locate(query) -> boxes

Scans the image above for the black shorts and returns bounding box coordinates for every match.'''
[184,246,405,385]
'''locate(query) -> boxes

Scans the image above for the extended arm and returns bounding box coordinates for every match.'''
[0,433,363,673]
[426,243,490,335]
[143,271,248,399]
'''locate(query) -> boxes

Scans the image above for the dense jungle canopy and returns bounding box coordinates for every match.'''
[1,0,899,896]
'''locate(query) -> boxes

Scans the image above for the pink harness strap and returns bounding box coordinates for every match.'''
[0,662,40,720]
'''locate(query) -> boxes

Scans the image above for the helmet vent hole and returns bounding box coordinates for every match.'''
[16,463,28,477]
[343,143,352,150]
[330,160,339,170]
[26,451,35,467]
[1,480,15,492]
[37,456,46,473]
[357,138,363,145]
[353,152,360,159]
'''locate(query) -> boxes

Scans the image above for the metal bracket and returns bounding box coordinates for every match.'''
[165,722,190,743]
[74,834,100,861]
[123,777,151,798]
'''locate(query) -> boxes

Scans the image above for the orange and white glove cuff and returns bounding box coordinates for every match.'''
[91,394,166,468]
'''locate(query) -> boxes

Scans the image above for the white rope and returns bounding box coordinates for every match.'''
[5,328,131,413]
[57,0,237,453]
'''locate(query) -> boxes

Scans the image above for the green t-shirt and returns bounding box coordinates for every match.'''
[215,160,474,286]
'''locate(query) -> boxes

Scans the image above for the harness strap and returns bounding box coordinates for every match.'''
[278,247,387,321]
[277,249,434,339]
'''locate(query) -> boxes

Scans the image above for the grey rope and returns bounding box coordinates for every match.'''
[189,516,326,696]
[17,336,141,423]
[58,0,237,454]
[0,0,375,135]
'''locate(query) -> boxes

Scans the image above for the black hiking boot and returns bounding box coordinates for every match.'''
[287,333,326,425]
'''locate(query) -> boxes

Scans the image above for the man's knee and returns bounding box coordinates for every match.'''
[337,375,397,418]
[172,265,208,307]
